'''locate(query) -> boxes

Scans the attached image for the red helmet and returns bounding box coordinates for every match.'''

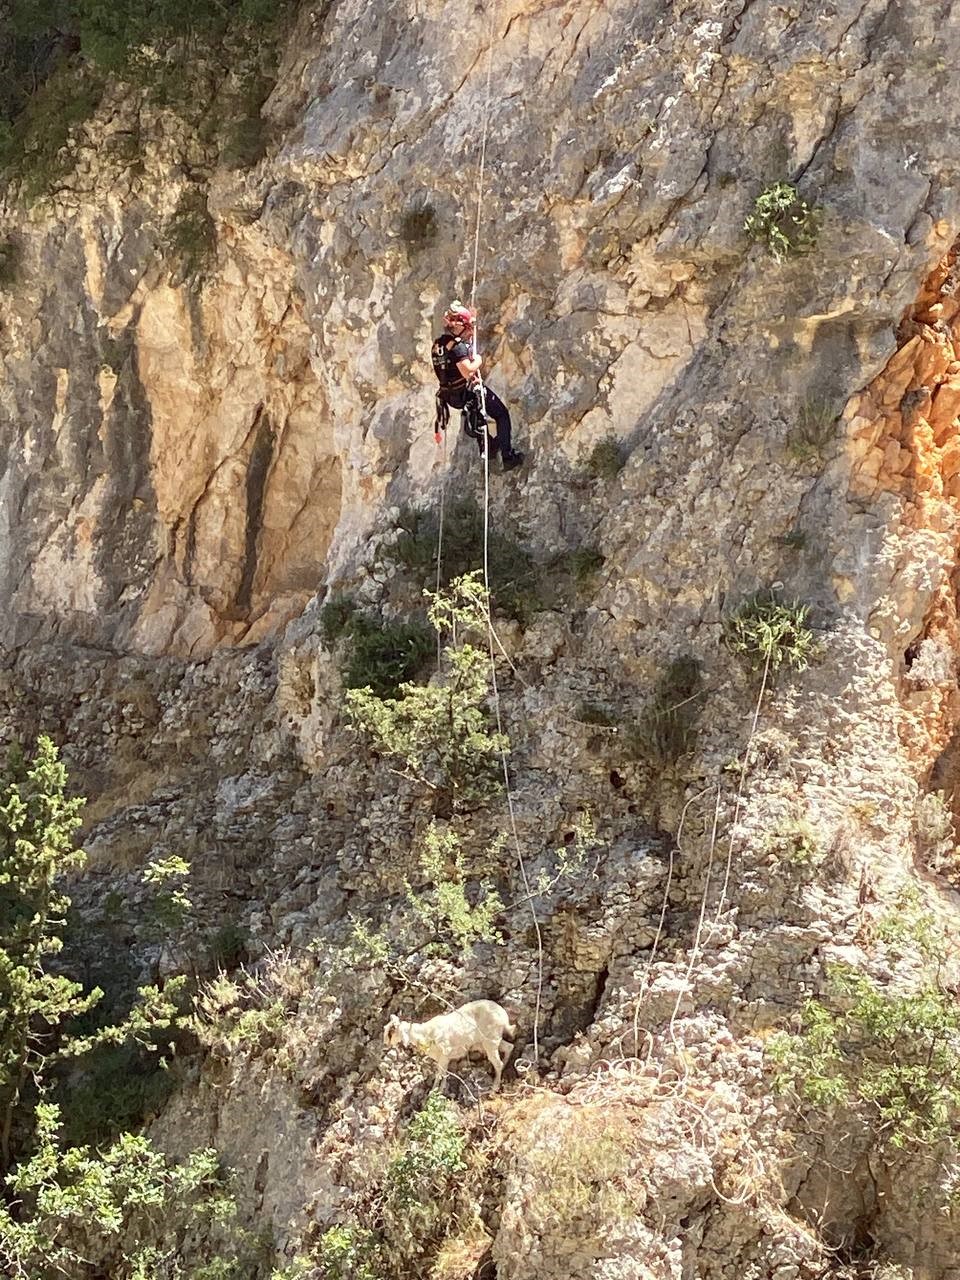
[443,299,475,336]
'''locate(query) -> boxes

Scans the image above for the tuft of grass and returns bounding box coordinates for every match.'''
[913,791,960,883]
[399,200,438,253]
[206,920,250,973]
[566,546,605,586]
[585,435,625,480]
[744,181,822,261]
[220,114,267,170]
[627,656,703,764]
[776,529,807,551]
[576,702,618,728]
[786,399,838,466]
[764,814,822,867]
[522,1108,632,1236]
[722,591,818,674]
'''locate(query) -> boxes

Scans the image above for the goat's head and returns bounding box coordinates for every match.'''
[383,1014,406,1048]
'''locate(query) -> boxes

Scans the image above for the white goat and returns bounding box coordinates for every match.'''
[383,999,515,1091]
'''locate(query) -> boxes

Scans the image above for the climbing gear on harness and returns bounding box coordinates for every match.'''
[461,383,487,442]
[434,391,451,440]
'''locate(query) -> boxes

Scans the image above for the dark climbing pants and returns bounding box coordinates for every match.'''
[441,385,516,457]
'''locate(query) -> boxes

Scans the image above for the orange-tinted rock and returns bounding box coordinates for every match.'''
[930,378,960,442]
[941,437,960,481]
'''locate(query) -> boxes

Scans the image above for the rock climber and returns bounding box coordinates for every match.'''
[431,300,524,472]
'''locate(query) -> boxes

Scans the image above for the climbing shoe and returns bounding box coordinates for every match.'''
[501,450,524,472]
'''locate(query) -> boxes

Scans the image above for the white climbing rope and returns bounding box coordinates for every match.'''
[468,26,495,324]
[434,427,447,668]
[430,14,544,1067]
[470,23,545,1066]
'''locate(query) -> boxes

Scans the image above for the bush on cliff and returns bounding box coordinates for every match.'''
[722,591,818,675]
[769,964,960,1149]
[744,181,821,262]
[0,0,295,194]
[346,575,508,809]
[321,596,434,699]
[0,737,261,1276]
[393,496,546,625]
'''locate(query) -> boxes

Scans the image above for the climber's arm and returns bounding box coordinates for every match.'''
[456,352,482,382]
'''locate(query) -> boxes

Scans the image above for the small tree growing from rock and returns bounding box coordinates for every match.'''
[346,574,508,810]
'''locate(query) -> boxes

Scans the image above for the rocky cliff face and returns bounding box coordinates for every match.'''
[3,0,960,1277]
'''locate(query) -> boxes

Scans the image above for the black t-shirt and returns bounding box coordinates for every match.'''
[431,334,471,388]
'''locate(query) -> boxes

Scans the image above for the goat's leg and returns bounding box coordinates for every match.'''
[482,1042,504,1092]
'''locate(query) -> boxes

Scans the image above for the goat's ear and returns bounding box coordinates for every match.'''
[383,1016,396,1046]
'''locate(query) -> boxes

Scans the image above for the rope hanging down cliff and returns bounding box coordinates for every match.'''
[431,26,544,1067]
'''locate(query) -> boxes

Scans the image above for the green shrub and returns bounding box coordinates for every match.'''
[164,188,216,282]
[534,812,602,896]
[565,546,605,586]
[306,1093,467,1279]
[405,822,503,956]
[320,593,360,643]
[744,181,821,261]
[385,1089,466,1212]
[393,496,545,624]
[786,399,838,466]
[0,63,105,199]
[0,1107,255,1278]
[56,1043,176,1149]
[0,2,296,195]
[315,1223,381,1280]
[585,435,625,480]
[722,591,817,673]
[0,238,20,289]
[341,614,434,698]
[346,575,508,807]
[628,656,703,764]
[764,814,822,867]
[769,965,960,1149]
[873,884,945,963]
[0,739,263,1275]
